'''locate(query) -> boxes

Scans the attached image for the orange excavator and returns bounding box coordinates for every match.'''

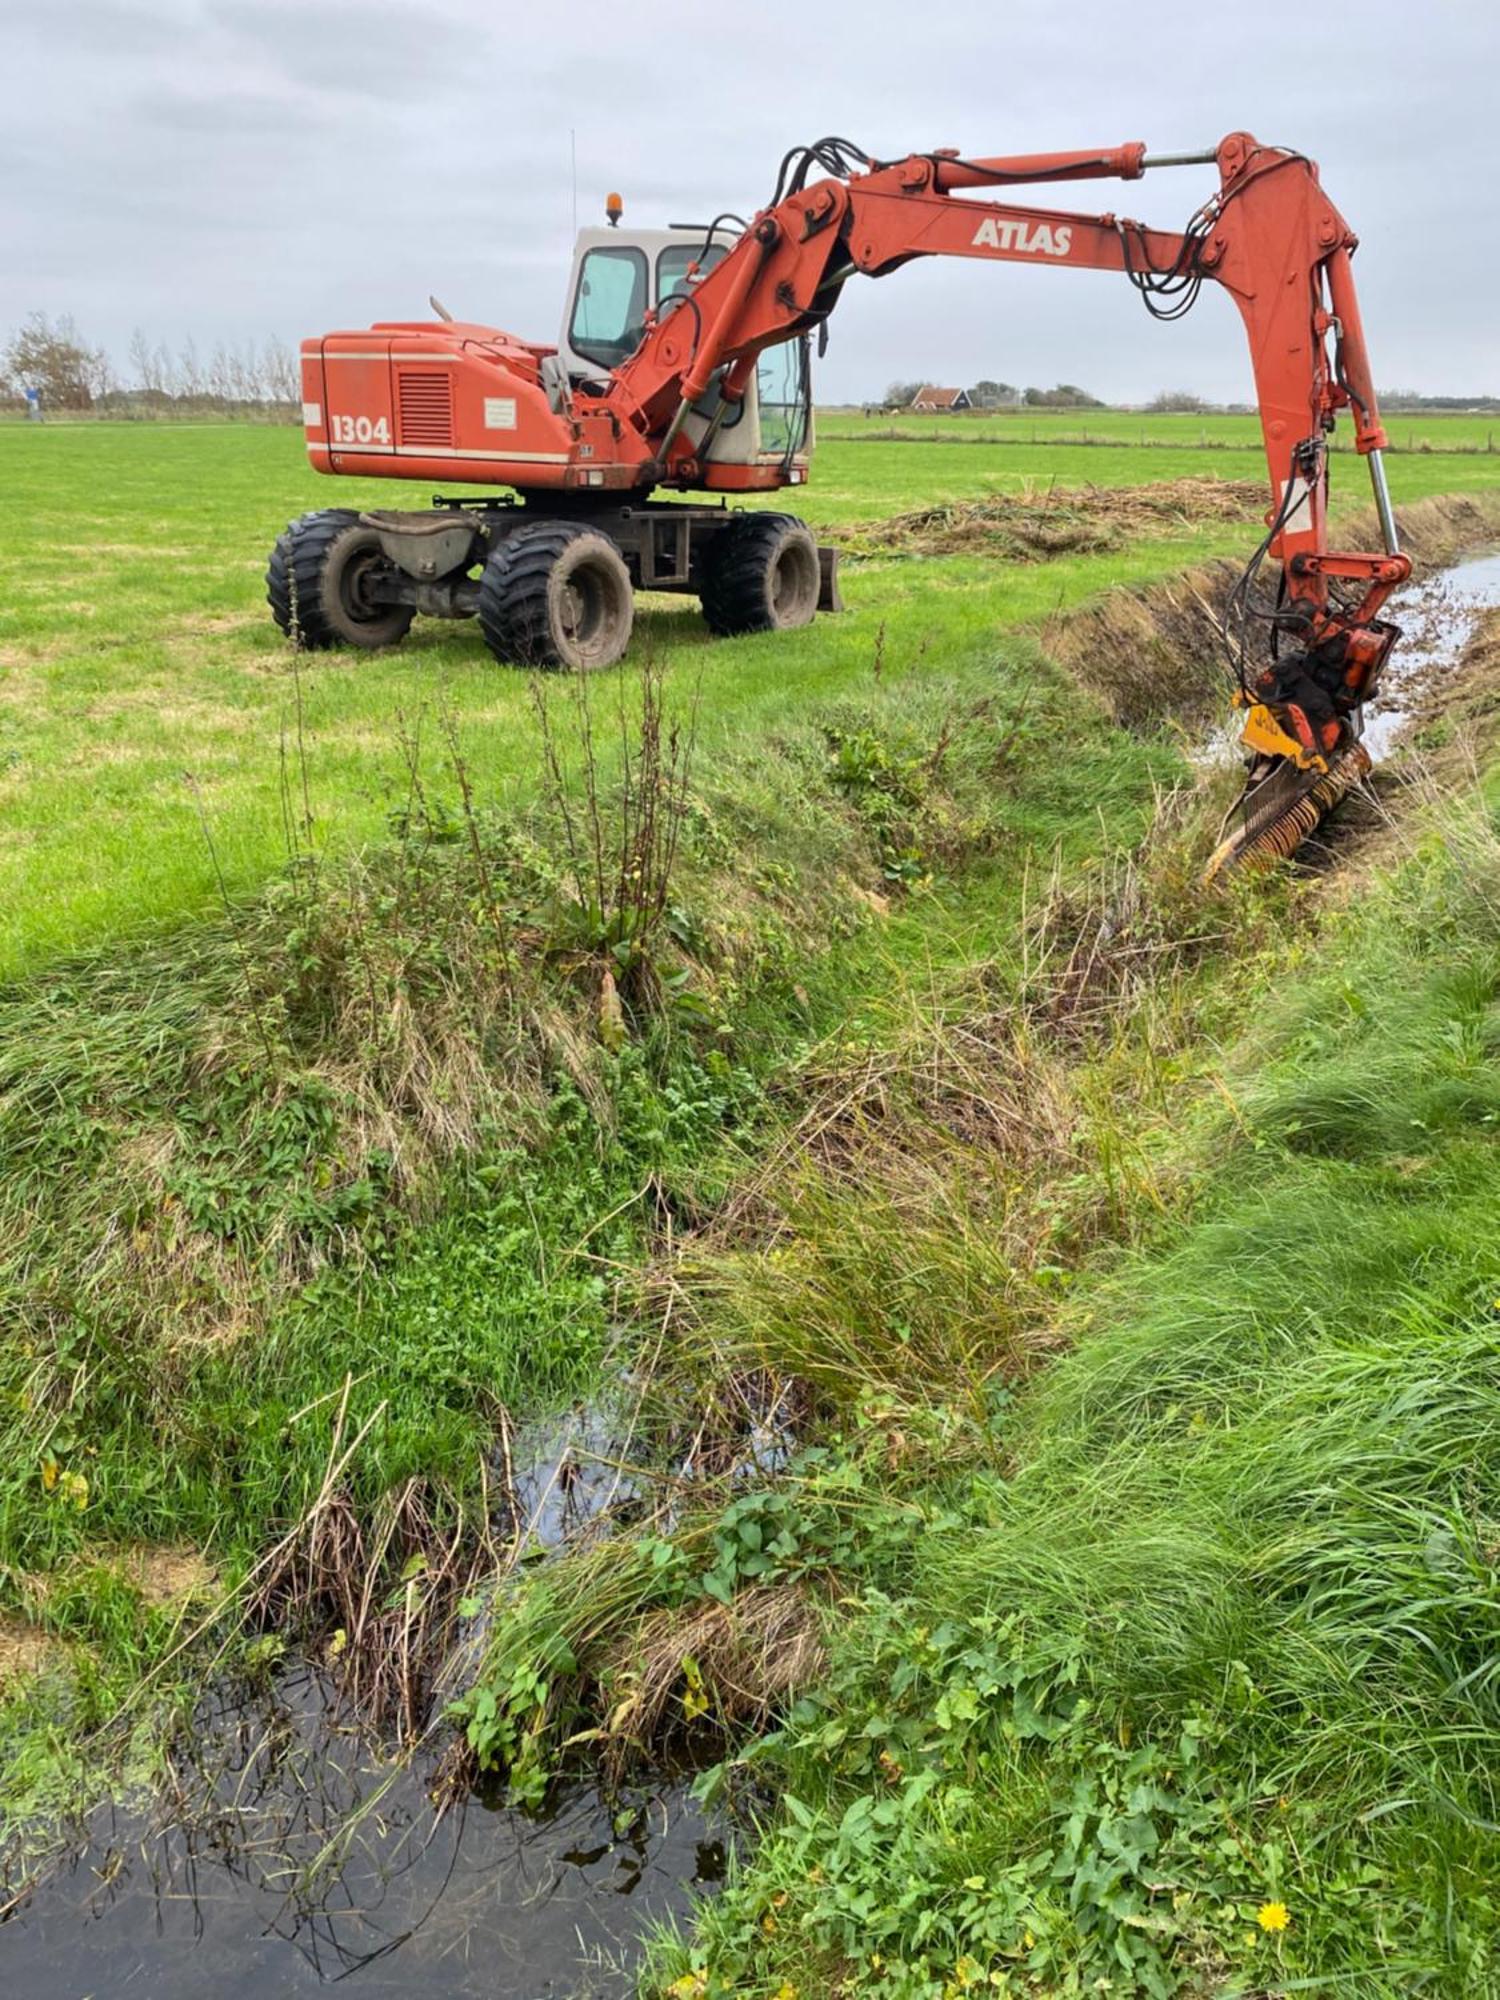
[269,132,1409,869]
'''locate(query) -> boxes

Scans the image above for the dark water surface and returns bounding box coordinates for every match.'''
[1,1663,722,1999]
[1,1392,780,1999]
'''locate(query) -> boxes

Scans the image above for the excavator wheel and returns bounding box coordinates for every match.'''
[476,521,634,671]
[267,510,415,651]
[700,513,821,637]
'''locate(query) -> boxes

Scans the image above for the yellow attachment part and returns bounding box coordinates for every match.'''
[1239,702,1326,773]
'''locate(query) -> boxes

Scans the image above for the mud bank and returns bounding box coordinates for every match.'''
[1047,490,1500,729]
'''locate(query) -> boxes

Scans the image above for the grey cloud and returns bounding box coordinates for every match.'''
[203,0,476,103]
[44,0,187,54]
[136,89,317,137]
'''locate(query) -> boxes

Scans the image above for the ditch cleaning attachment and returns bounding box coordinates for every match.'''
[1204,438,1410,876]
[1204,739,1373,879]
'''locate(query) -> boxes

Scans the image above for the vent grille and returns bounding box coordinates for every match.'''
[396,370,453,448]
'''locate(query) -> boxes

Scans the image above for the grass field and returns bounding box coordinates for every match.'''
[4,419,1500,981]
[5,414,1500,1995]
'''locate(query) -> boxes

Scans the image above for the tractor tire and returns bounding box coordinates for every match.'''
[476,521,634,670]
[267,511,415,651]
[699,512,820,637]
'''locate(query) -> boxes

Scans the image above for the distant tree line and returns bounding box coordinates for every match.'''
[1377,390,1500,412]
[1,312,300,418]
[882,378,1105,410]
[1018,383,1104,409]
[879,379,1499,417]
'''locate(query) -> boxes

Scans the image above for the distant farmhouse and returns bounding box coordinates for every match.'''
[909,386,971,411]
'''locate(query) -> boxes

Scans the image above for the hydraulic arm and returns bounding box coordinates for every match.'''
[604,132,1409,790]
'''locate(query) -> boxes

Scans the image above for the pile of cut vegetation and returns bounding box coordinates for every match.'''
[831,476,1266,560]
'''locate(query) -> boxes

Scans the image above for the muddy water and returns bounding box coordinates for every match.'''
[1,1379,797,1998]
[1,1663,723,1998]
[0,1398,741,1998]
[1360,548,1500,758]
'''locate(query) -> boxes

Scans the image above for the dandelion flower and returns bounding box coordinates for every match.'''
[1257,1900,1290,1933]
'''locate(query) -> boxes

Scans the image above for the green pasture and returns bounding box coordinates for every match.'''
[3,419,1499,982]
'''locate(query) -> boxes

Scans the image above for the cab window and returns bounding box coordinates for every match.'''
[757,339,809,458]
[569,246,648,369]
[656,241,728,304]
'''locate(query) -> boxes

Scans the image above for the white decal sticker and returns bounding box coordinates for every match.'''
[302,401,322,429]
[329,414,391,445]
[484,397,518,431]
[1281,475,1315,527]
[971,218,1073,257]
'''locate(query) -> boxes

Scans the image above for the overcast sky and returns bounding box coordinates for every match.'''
[3,0,1495,404]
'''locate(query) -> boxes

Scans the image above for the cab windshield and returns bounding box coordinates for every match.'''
[569,245,648,369]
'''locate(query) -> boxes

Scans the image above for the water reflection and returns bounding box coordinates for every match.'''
[2,1661,722,1997]
[1359,549,1500,759]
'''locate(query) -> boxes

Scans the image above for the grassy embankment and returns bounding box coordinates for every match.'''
[453,640,1500,1997]
[2,421,1499,1996]
[640,780,1500,1999]
[2,417,1213,1842]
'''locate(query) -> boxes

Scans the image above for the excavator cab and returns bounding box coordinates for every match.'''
[559,226,813,477]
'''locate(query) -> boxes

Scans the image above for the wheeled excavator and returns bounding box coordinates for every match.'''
[269,133,1410,871]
